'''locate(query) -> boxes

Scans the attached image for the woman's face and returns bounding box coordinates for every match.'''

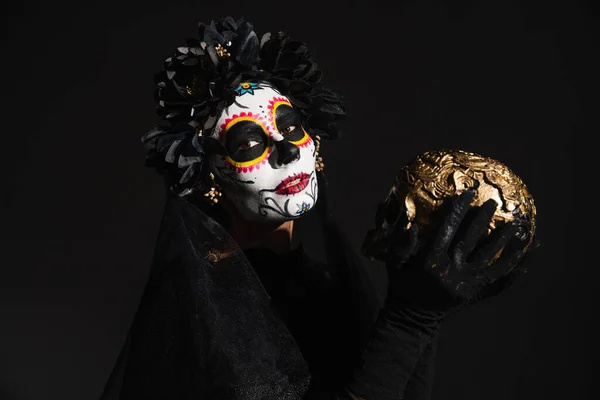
[210,81,318,223]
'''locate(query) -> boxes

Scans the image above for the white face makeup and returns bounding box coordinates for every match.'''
[210,81,318,223]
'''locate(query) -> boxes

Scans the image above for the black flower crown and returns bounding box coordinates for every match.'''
[142,16,346,196]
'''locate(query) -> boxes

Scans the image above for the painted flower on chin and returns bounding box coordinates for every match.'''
[235,81,260,95]
[296,202,312,215]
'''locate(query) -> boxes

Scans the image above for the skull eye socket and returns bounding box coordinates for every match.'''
[273,104,306,142]
[224,119,270,166]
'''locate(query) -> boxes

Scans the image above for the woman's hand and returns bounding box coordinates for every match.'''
[368,188,534,312]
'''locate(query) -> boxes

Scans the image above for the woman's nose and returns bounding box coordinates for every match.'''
[274,138,300,166]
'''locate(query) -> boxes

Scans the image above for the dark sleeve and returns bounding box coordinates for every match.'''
[344,304,442,400]
[315,207,440,400]
[302,333,440,400]
[402,333,439,400]
[319,250,439,400]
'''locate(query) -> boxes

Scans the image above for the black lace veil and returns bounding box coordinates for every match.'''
[99,172,381,399]
[99,191,311,399]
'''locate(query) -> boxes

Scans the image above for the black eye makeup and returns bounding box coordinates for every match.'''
[274,104,306,142]
[224,120,270,163]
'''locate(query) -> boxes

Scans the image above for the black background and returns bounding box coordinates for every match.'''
[0,1,595,399]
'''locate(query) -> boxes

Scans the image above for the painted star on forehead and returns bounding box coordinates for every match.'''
[235,81,260,96]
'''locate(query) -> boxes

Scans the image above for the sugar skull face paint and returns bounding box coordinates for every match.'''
[210,81,318,222]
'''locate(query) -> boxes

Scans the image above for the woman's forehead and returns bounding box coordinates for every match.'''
[212,84,289,138]
[228,83,286,111]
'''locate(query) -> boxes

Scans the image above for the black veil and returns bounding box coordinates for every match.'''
[98,172,382,400]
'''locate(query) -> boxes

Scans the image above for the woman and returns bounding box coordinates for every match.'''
[98,17,533,400]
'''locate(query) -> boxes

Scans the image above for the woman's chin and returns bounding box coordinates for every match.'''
[236,192,318,223]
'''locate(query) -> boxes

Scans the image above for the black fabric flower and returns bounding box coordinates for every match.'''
[142,16,346,196]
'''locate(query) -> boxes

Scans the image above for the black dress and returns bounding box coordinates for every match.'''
[244,245,377,396]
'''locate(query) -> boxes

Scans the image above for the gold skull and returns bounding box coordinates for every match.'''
[363,149,537,261]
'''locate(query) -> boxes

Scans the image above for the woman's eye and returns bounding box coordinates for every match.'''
[281,125,296,135]
[239,140,261,151]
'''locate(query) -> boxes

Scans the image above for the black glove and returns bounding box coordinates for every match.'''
[386,188,533,314]
[345,189,534,400]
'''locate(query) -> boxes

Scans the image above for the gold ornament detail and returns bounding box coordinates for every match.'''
[314,135,324,172]
[206,249,222,263]
[215,43,230,58]
[184,75,200,96]
[203,172,222,205]
[393,149,537,249]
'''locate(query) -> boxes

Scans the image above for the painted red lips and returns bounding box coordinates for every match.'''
[274,172,310,195]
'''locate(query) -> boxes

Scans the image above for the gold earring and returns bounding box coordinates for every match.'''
[203,172,222,205]
[314,135,325,172]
